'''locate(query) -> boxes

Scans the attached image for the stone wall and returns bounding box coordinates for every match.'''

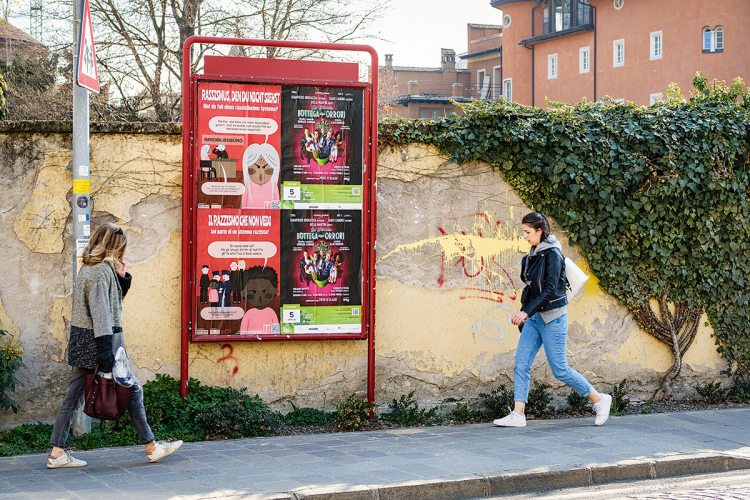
[0,125,726,426]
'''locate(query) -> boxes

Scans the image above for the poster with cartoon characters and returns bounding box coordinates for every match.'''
[195,210,281,336]
[193,81,365,339]
[280,86,364,209]
[279,210,362,334]
[196,82,282,210]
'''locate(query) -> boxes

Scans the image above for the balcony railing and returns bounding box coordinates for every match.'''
[382,81,507,102]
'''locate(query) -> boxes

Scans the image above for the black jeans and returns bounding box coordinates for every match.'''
[50,367,155,447]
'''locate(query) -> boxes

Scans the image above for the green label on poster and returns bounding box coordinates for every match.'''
[280,304,361,334]
[281,182,362,209]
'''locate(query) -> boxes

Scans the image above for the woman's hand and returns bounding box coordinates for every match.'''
[117,261,127,277]
[511,311,528,326]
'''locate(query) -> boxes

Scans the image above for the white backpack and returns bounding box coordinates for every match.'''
[564,257,590,302]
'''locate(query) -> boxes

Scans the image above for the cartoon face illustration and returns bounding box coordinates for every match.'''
[246,154,274,186]
[200,145,211,161]
[202,266,209,274]
[222,273,230,281]
[238,260,246,270]
[241,266,279,308]
[217,142,226,151]
[230,262,238,271]
[241,279,277,308]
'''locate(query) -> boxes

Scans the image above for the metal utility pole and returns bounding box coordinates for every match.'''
[71,0,92,436]
[30,0,43,42]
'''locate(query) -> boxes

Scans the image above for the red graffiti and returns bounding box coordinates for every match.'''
[217,343,239,384]
[436,215,518,303]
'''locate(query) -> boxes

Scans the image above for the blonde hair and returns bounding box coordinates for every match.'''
[82,223,127,273]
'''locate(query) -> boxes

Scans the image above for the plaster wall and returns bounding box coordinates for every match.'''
[0,129,725,426]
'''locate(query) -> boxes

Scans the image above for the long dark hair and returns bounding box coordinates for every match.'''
[521,212,551,243]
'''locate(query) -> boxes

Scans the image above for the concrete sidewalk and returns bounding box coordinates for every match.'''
[2,408,750,500]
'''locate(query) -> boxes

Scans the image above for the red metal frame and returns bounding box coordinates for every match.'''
[180,37,378,408]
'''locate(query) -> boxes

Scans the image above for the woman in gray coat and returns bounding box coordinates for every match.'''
[47,223,182,468]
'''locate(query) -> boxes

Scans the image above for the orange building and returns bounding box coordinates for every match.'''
[493,0,749,107]
[379,49,473,119]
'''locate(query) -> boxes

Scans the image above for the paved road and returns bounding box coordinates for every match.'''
[1,408,749,499]
[490,470,750,499]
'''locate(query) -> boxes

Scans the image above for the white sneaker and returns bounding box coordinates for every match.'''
[493,411,527,427]
[593,394,612,426]
[146,440,183,463]
[47,451,87,469]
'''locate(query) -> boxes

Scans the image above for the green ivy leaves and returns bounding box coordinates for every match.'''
[380,74,750,380]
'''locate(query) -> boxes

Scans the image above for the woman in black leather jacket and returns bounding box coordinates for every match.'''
[493,213,612,428]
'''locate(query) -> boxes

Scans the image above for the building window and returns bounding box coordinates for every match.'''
[493,66,502,99]
[432,109,443,118]
[613,39,624,67]
[548,53,558,79]
[579,46,590,73]
[503,14,512,28]
[613,0,623,9]
[703,26,724,53]
[503,78,512,102]
[477,69,486,87]
[650,93,663,105]
[614,98,625,103]
[706,27,722,51]
[650,31,662,60]
[543,0,592,35]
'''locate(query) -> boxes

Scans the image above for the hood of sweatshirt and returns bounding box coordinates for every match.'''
[529,235,562,256]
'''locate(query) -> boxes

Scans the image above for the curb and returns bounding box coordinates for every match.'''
[243,452,750,500]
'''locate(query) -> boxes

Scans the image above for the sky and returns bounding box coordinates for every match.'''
[7,0,502,69]
[368,0,503,68]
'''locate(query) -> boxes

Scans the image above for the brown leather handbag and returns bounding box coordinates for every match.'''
[83,367,131,420]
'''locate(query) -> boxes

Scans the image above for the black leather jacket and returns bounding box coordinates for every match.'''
[520,246,568,318]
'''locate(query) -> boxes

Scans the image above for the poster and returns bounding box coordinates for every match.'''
[195,210,281,336]
[196,82,282,210]
[280,87,364,209]
[280,210,362,334]
[192,80,365,339]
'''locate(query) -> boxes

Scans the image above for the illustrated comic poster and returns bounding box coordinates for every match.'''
[196,82,282,210]
[279,210,362,334]
[195,210,281,336]
[194,82,283,337]
[280,87,364,210]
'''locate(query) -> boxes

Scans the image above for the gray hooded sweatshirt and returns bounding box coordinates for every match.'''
[527,235,568,325]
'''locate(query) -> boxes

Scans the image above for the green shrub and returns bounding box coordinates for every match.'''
[382,391,437,426]
[526,380,555,417]
[696,381,729,404]
[479,385,514,418]
[448,401,480,423]
[334,394,375,431]
[566,389,590,415]
[0,330,25,413]
[612,379,631,414]
[195,393,277,439]
[0,423,53,456]
[283,401,330,426]
[730,378,750,404]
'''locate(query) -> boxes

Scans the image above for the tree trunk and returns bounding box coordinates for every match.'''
[634,288,702,400]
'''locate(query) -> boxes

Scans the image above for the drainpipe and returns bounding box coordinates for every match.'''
[591,3,597,101]
[528,0,543,107]
[498,46,503,99]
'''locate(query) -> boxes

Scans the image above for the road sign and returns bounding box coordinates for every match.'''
[76,0,99,93]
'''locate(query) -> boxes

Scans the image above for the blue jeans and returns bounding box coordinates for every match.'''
[50,367,155,448]
[513,313,593,403]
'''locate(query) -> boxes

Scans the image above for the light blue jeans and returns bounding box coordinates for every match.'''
[513,313,593,403]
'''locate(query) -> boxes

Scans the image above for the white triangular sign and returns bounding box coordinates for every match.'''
[76,0,100,93]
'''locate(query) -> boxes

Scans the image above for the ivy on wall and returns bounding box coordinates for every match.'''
[379,75,750,397]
